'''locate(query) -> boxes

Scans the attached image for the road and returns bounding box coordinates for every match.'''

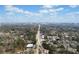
[35,24,43,54]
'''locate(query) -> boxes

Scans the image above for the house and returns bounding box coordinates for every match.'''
[26,44,34,48]
[47,35,60,41]
[26,44,34,54]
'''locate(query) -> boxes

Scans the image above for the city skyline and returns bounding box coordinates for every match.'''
[0,5,79,23]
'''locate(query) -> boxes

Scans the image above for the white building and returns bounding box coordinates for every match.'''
[26,44,34,48]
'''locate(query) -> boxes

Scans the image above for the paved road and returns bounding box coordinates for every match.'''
[35,25,43,54]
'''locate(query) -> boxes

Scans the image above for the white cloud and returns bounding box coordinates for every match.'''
[39,6,64,16]
[3,5,79,23]
[5,5,45,18]
[5,5,64,17]
[48,9,55,12]
[42,5,53,9]
[5,5,33,16]
[56,8,64,11]
[39,9,49,13]
[48,7,64,13]
[69,5,78,8]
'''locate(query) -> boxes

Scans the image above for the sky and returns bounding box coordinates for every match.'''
[0,5,79,23]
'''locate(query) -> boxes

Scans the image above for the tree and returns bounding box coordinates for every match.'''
[13,37,26,50]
